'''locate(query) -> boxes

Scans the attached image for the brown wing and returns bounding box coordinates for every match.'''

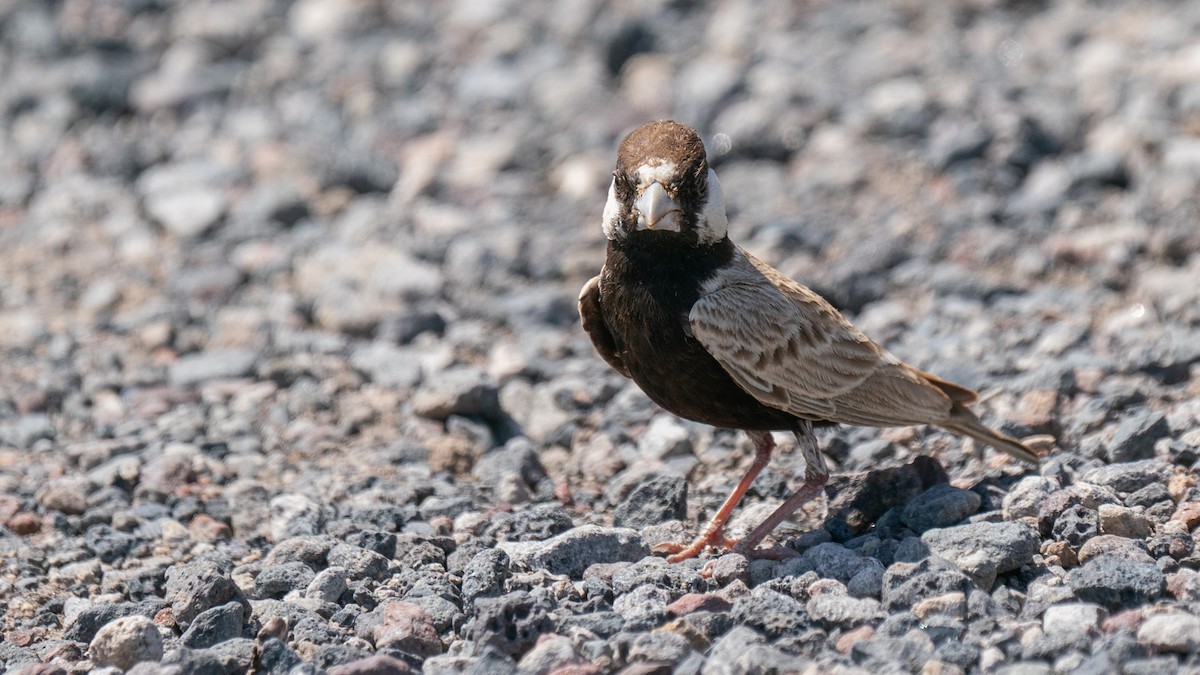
[688,249,957,427]
[579,274,630,378]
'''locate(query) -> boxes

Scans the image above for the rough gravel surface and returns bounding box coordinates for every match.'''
[2,1,1200,674]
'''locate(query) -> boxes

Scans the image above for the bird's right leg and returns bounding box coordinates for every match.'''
[732,420,829,557]
[654,430,774,563]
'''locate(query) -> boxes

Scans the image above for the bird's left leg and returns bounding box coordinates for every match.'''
[731,420,829,558]
[654,430,775,562]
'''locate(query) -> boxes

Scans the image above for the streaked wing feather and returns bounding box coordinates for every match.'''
[689,249,954,427]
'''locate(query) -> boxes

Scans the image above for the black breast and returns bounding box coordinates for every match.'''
[600,235,800,431]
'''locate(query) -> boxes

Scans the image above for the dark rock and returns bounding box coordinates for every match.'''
[1068,555,1166,609]
[1105,411,1169,463]
[730,586,808,639]
[825,456,948,537]
[882,558,973,611]
[485,503,573,543]
[901,483,982,533]
[181,601,247,648]
[1081,460,1172,493]
[1052,504,1100,548]
[613,476,687,529]
[503,525,648,579]
[253,561,316,599]
[165,555,251,630]
[461,548,511,603]
[63,600,165,643]
[921,521,1039,588]
[470,591,554,657]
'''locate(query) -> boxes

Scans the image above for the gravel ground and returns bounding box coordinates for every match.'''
[2,1,1200,673]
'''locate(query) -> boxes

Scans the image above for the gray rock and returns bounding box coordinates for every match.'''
[349,342,423,390]
[1052,504,1100,548]
[1106,410,1169,463]
[63,600,166,643]
[164,555,250,630]
[180,601,246,648]
[88,615,164,671]
[305,567,349,603]
[637,415,694,459]
[901,483,983,533]
[461,548,511,602]
[253,561,316,599]
[1081,460,1173,493]
[1042,602,1107,643]
[628,628,697,665]
[610,556,706,596]
[806,594,885,629]
[410,366,500,420]
[847,560,886,598]
[1003,476,1060,520]
[327,542,390,581]
[882,558,973,611]
[804,543,873,584]
[731,586,808,639]
[1136,611,1200,653]
[1068,555,1165,609]
[613,475,688,529]
[269,494,328,542]
[515,633,579,674]
[169,349,258,386]
[499,525,648,579]
[921,521,1039,588]
[470,591,553,657]
[850,635,934,672]
[612,583,671,630]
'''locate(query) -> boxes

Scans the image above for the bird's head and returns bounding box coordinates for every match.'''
[602,120,728,247]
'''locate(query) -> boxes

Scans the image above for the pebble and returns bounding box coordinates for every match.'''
[901,483,982,533]
[88,615,164,671]
[372,601,442,658]
[1068,555,1166,609]
[613,475,688,529]
[500,525,648,579]
[921,521,1039,589]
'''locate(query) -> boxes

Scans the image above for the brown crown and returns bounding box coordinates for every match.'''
[616,120,707,180]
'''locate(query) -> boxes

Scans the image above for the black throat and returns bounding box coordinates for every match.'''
[600,234,801,431]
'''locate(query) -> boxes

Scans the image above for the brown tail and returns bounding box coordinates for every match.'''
[940,406,1040,464]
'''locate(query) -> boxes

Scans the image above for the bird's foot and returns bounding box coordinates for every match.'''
[694,541,801,577]
[653,529,737,563]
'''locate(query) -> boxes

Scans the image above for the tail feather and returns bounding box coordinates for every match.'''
[941,406,1040,465]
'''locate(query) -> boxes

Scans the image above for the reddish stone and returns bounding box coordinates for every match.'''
[665,592,733,616]
[188,514,232,541]
[7,513,41,535]
[1103,608,1143,633]
[373,601,442,657]
[1171,502,1200,530]
[328,654,412,675]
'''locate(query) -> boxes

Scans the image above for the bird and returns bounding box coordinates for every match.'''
[578,120,1039,562]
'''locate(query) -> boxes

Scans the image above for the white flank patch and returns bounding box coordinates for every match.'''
[601,178,623,240]
[697,168,728,245]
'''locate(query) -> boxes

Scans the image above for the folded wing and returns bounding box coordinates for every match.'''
[688,249,959,428]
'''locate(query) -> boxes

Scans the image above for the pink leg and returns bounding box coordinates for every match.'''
[654,431,775,563]
[732,421,829,557]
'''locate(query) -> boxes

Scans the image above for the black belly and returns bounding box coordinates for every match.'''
[600,237,801,432]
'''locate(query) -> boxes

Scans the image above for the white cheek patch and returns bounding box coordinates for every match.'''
[697,168,728,245]
[601,178,623,240]
[636,161,677,185]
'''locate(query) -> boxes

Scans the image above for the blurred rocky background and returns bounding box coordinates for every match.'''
[2,0,1199,673]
